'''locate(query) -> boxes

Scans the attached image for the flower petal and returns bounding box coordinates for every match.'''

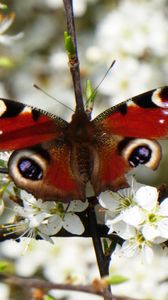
[109,221,136,239]
[121,240,139,258]
[135,186,158,211]
[66,200,88,212]
[142,224,160,241]
[158,198,168,216]
[143,245,154,264]
[99,191,120,211]
[63,213,84,235]
[122,205,145,226]
[157,219,168,239]
[41,215,63,235]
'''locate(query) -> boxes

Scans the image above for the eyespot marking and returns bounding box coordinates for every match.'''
[120,138,161,170]
[18,157,43,180]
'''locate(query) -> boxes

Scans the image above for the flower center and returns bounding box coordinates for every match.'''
[136,232,145,244]
[148,213,157,223]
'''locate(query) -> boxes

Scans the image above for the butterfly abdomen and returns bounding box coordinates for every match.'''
[76,145,92,183]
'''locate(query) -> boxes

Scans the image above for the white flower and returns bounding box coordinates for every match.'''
[123,186,168,241]
[121,230,154,264]
[40,200,89,236]
[99,177,168,264]
[100,178,168,244]
[2,191,89,243]
[0,13,23,45]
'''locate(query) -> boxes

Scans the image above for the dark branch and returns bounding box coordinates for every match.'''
[87,197,112,300]
[1,274,142,300]
[0,168,8,174]
[63,0,84,112]
[0,223,124,242]
[88,205,110,277]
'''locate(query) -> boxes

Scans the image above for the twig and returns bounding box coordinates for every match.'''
[87,197,112,300]
[0,223,124,241]
[1,274,143,300]
[0,168,8,174]
[88,200,110,277]
[63,0,84,112]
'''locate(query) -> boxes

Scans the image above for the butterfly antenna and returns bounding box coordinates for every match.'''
[85,60,116,118]
[33,84,74,112]
[94,60,116,94]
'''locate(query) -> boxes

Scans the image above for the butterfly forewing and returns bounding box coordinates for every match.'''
[0,98,68,150]
[93,87,168,139]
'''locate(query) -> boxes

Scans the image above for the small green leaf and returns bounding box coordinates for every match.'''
[0,159,7,167]
[107,274,129,285]
[85,79,92,99]
[43,295,57,300]
[85,79,97,114]
[103,238,109,253]
[0,260,14,274]
[64,31,75,55]
[0,4,8,9]
[0,57,14,68]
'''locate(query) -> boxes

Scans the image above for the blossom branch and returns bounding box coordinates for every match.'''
[1,274,142,300]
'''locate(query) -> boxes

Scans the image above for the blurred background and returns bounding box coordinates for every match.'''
[0,0,168,299]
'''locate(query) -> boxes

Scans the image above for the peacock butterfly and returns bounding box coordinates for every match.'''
[0,86,167,202]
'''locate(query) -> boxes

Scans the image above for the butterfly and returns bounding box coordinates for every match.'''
[0,86,167,202]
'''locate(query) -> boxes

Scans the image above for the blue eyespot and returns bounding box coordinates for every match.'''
[18,158,43,180]
[129,146,151,167]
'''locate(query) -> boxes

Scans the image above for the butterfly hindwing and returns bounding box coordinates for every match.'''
[91,87,168,194]
[0,99,86,201]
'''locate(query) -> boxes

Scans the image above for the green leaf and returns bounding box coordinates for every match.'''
[85,79,96,114]
[107,274,129,285]
[102,238,109,254]
[0,260,14,274]
[0,159,7,167]
[64,31,75,55]
[43,295,57,300]
[0,4,8,9]
[0,57,14,68]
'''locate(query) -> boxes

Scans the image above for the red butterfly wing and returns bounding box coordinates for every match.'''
[94,87,168,139]
[0,98,68,150]
[0,99,85,201]
[91,87,168,195]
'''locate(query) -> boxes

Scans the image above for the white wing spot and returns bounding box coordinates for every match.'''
[21,106,32,114]
[159,119,165,124]
[0,100,7,116]
[152,88,168,108]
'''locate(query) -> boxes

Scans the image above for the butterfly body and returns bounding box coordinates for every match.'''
[0,86,168,202]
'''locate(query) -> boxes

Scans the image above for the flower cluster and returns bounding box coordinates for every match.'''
[0,188,88,244]
[99,178,168,263]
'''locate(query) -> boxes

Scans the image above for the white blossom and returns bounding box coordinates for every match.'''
[0,13,23,45]
[99,177,168,262]
[1,190,88,243]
